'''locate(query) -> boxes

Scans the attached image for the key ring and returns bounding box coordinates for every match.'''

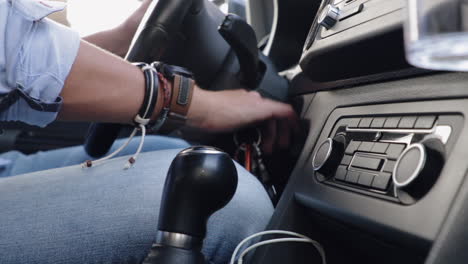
[233,128,262,151]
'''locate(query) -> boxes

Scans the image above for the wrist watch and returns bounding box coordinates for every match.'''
[152,62,195,126]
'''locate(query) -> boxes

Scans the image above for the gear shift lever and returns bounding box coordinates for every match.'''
[143,146,238,264]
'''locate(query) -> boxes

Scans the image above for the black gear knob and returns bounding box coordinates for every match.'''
[158,146,238,238]
[143,147,238,264]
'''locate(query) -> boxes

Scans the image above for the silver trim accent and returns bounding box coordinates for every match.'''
[180,147,223,155]
[346,127,434,134]
[346,124,452,144]
[312,138,333,171]
[434,125,452,144]
[392,143,426,187]
[318,4,340,29]
[155,231,202,250]
[379,134,413,145]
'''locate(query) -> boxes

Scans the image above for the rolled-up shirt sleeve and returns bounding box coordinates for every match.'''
[0,0,80,127]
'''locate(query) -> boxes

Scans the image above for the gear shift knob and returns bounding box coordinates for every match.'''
[158,146,238,238]
[143,146,238,264]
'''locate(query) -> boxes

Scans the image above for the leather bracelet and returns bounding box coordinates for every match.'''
[158,73,172,109]
[134,63,152,118]
[133,63,159,126]
[147,73,172,132]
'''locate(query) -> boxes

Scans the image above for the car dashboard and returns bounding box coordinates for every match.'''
[250,0,468,263]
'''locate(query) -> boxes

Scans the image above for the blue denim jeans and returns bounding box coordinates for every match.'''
[0,136,273,264]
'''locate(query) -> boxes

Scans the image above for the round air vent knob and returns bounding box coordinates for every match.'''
[393,138,445,201]
[318,4,340,30]
[312,135,345,177]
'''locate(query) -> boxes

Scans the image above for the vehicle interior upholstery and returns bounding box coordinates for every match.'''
[2,0,468,263]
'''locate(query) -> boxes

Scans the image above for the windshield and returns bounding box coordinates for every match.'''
[68,0,141,36]
[66,0,228,37]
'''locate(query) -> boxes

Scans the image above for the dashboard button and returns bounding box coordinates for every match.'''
[358,172,374,187]
[351,156,383,170]
[358,141,374,152]
[414,116,436,129]
[398,116,418,128]
[345,140,361,155]
[358,118,373,128]
[345,171,360,183]
[371,142,389,153]
[335,166,347,181]
[371,118,386,128]
[345,118,360,128]
[386,144,406,159]
[339,3,364,21]
[383,117,401,128]
[372,172,391,190]
[341,155,353,165]
[383,160,396,172]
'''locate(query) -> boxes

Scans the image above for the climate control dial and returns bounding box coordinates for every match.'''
[312,135,345,177]
[318,4,340,30]
[393,138,445,201]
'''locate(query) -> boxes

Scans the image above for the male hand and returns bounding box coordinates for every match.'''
[187,87,299,154]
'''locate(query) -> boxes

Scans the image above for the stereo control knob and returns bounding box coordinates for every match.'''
[312,136,345,177]
[318,4,340,30]
[393,138,445,202]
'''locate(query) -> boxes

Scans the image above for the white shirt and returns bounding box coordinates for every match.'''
[0,0,80,127]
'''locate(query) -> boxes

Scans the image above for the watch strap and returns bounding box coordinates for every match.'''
[168,74,195,122]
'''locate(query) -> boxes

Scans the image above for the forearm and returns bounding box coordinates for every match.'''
[58,40,207,126]
[58,40,147,124]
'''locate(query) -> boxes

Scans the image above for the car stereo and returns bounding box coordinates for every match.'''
[311,114,458,204]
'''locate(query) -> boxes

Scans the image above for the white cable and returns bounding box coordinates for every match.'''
[230,230,310,264]
[124,124,146,169]
[237,237,326,264]
[81,128,138,168]
[230,230,324,264]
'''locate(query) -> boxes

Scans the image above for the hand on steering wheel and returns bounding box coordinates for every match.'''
[85,0,295,157]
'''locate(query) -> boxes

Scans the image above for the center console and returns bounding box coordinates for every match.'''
[250,0,468,263]
[251,72,468,263]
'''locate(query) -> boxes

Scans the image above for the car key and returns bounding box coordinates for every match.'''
[252,142,278,203]
[244,144,253,172]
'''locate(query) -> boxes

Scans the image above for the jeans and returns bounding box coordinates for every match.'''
[0,136,273,264]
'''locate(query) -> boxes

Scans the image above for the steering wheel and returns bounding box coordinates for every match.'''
[85,0,288,157]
